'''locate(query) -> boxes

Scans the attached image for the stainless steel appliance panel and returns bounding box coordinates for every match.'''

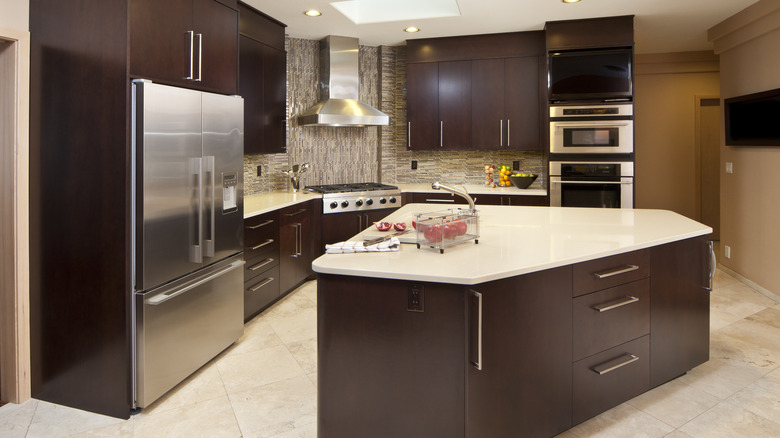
[550,161,634,209]
[549,104,634,155]
[135,82,205,290]
[201,92,244,263]
[135,254,244,408]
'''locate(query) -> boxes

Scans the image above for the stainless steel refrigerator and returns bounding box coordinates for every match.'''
[130,80,244,409]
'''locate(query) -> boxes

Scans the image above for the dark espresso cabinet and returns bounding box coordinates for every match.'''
[278,201,321,294]
[238,2,287,154]
[545,15,634,51]
[320,208,400,248]
[129,0,239,94]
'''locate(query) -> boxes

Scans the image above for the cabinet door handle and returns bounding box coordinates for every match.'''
[185,30,195,80]
[246,219,274,230]
[251,239,274,250]
[249,276,275,292]
[357,214,363,233]
[592,353,639,375]
[426,198,455,203]
[507,119,510,147]
[440,121,443,148]
[297,223,303,257]
[500,120,503,147]
[704,240,716,291]
[408,121,411,148]
[593,296,639,312]
[593,264,639,279]
[470,289,483,371]
[284,209,307,217]
[195,33,203,82]
[249,258,274,271]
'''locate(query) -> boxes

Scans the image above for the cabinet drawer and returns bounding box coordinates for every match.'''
[573,278,649,361]
[245,211,280,257]
[573,335,650,425]
[244,254,280,283]
[244,265,280,321]
[572,249,649,297]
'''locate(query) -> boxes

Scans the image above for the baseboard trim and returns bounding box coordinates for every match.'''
[718,264,780,304]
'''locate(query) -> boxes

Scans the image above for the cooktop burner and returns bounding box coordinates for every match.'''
[305,182,398,194]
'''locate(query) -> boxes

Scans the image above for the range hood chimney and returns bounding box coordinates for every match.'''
[297,35,390,127]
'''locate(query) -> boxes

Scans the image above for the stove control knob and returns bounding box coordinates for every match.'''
[366,199,374,206]
[379,197,387,204]
[355,199,363,207]
[341,201,349,208]
[330,201,338,209]
[389,197,397,204]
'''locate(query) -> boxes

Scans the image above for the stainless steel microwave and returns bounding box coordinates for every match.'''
[549,104,633,154]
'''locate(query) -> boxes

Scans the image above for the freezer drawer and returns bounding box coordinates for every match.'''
[134,254,244,408]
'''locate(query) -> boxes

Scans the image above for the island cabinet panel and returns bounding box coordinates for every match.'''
[466,266,574,438]
[649,237,711,387]
[129,0,239,95]
[572,248,650,297]
[317,275,467,438]
[320,208,399,247]
[573,335,650,424]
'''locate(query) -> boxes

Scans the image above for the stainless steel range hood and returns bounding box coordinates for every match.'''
[297,35,389,127]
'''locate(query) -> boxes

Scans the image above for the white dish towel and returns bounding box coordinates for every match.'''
[325,237,401,254]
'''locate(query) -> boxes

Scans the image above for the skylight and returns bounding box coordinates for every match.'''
[330,0,461,24]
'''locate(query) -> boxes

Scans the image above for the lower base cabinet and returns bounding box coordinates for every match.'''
[317,236,711,437]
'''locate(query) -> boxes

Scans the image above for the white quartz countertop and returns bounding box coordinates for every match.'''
[312,204,712,285]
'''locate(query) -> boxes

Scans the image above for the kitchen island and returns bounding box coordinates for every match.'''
[313,204,713,438]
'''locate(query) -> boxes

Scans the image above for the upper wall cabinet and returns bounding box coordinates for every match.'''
[406,31,544,151]
[545,15,634,51]
[129,0,239,95]
[238,2,287,154]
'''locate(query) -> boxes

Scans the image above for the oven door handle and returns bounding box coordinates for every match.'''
[552,122,631,129]
[551,180,631,185]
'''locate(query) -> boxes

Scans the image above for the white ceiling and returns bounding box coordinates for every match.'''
[243,0,759,54]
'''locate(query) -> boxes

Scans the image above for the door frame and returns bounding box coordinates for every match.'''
[693,94,721,239]
[0,27,32,404]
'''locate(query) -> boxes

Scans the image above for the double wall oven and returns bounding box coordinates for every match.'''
[549,103,635,208]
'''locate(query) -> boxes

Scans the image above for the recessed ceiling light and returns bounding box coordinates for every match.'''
[404,27,420,33]
[304,9,322,17]
[562,0,581,3]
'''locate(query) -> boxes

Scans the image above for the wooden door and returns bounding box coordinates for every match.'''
[698,97,720,240]
[467,266,573,438]
[192,0,238,94]
[504,57,541,150]
[439,61,472,150]
[471,59,505,149]
[129,0,191,85]
[406,62,439,149]
[262,44,287,153]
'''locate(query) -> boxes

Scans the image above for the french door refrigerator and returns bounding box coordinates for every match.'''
[131,80,244,409]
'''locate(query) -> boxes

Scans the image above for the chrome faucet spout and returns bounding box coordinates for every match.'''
[431,182,476,212]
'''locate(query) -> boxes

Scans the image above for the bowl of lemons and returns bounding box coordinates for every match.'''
[508,173,538,189]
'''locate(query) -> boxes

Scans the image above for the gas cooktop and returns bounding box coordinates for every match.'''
[305,182,398,194]
[305,183,401,213]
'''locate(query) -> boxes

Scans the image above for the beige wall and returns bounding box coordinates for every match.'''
[0,0,28,31]
[709,0,780,297]
[634,52,720,219]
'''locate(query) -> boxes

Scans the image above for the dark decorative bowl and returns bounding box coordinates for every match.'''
[509,174,538,189]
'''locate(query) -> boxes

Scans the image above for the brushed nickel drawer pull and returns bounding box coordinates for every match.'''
[249,277,274,292]
[593,264,639,279]
[593,296,639,312]
[251,239,274,250]
[284,209,307,217]
[246,219,274,230]
[249,258,274,271]
[470,290,483,371]
[426,198,455,203]
[592,353,639,375]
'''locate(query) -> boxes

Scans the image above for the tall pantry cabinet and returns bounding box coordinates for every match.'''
[29,0,239,418]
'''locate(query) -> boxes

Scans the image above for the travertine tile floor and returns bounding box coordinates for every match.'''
[2,269,779,437]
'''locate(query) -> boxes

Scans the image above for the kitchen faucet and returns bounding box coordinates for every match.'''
[431,182,476,213]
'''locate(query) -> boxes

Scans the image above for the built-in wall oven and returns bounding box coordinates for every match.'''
[550,161,634,209]
[549,103,633,155]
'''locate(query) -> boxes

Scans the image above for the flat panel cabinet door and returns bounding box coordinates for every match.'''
[650,237,711,387]
[279,204,310,293]
[406,62,439,149]
[201,92,244,262]
[467,266,574,438]
[504,57,541,150]
[137,83,203,291]
[439,60,472,149]
[129,0,191,85]
[239,35,265,154]
[471,59,505,149]
[193,0,239,94]
[263,45,287,153]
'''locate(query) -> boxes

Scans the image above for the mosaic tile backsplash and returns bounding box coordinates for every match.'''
[243,38,545,195]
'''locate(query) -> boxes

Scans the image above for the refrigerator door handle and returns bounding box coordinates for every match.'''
[203,156,215,258]
[146,260,244,306]
[190,157,203,263]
